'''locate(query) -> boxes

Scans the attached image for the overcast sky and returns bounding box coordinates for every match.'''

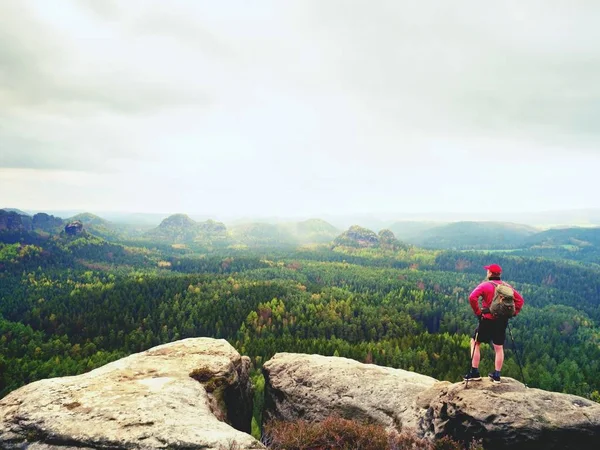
[1,0,599,219]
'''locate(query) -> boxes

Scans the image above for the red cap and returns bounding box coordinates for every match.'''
[484,264,502,273]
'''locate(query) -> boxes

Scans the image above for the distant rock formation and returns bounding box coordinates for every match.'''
[378,229,406,250]
[332,226,407,250]
[146,214,228,243]
[1,208,30,216]
[65,220,84,236]
[198,219,227,234]
[159,213,198,229]
[0,338,263,449]
[66,213,124,241]
[32,213,64,232]
[333,225,380,248]
[263,353,600,450]
[0,210,32,232]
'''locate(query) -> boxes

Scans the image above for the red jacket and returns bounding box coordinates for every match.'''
[469,278,524,320]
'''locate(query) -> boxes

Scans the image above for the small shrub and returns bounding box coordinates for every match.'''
[264,416,389,450]
[433,436,463,450]
[263,417,482,450]
[205,379,218,392]
[467,439,485,450]
[388,430,433,450]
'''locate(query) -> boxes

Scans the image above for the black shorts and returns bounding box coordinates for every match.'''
[473,318,508,345]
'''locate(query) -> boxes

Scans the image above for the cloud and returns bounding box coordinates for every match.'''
[0,1,209,116]
[131,9,235,60]
[0,136,85,171]
[77,0,121,20]
[292,0,600,148]
[1,0,599,215]
[0,112,147,172]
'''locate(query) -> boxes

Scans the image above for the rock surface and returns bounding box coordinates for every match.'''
[417,377,600,450]
[146,215,227,244]
[262,352,437,432]
[0,210,32,232]
[64,220,84,236]
[378,229,405,251]
[0,338,264,449]
[263,353,600,449]
[333,225,380,248]
[32,213,64,232]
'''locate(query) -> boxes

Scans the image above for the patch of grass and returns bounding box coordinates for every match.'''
[189,366,213,382]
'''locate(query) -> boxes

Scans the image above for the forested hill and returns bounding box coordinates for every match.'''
[386,220,600,264]
[5,209,599,260]
[288,218,340,243]
[388,220,446,241]
[2,212,600,428]
[525,227,600,246]
[0,208,30,216]
[0,209,33,232]
[228,219,340,246]
[405,221,539,249]
[145,214,228,244]
[332,225,407,251]
[1,231,600,405]
[67,213,126,241]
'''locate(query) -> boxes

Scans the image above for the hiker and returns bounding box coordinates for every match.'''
[464,264,524,383]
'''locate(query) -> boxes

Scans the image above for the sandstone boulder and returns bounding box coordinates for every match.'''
[263,353,600,449]
[262,352,437,432]
[416,377,600,450]
[0,338,264,449]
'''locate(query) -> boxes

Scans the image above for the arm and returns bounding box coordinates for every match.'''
[513,289,524,316]
[468,283,486,317]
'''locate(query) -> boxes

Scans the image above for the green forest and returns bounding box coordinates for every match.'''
[2,212,600,432]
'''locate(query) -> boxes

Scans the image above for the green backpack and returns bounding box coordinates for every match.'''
[489,281,516,319]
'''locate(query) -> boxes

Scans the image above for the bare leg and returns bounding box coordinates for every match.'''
[493,344,504,371]
[470,339,481,368]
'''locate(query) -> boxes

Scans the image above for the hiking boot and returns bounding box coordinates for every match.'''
[464,368,481,381]
[489,371,501,383]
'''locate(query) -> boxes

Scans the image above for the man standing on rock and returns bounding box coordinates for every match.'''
[464,264,524,383]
